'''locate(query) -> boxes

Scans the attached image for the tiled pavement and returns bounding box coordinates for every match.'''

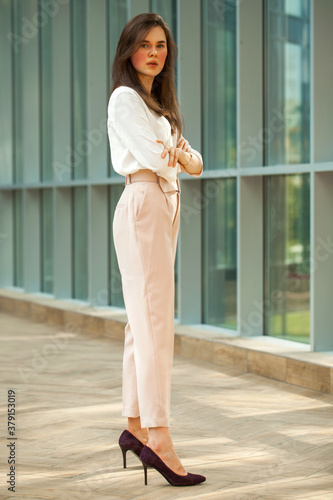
[0,311,333,500]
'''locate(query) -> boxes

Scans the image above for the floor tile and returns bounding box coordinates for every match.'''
[0,311,333,500]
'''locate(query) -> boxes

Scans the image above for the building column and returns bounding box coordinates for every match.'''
[237,0,264,336]
[177,0,202,324]
[53,188,72,298]
[129,0,149,18]
[310,0,333,350]
[23,190,41,292]
[0,191,14,287]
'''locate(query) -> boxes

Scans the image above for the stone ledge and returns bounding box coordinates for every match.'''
[0,288,332,394]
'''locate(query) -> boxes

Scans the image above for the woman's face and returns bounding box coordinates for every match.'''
[130,26,168,85]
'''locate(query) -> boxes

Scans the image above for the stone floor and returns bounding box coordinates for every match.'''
[0,311,333,500]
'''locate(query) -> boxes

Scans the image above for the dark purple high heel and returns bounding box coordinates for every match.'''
[140,445,206,486]
[118,430,144,468]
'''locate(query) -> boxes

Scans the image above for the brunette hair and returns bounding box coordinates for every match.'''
[111,13,182,138]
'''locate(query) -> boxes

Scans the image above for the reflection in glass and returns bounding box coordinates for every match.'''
[202,0,237,170]
[72,0,87,180]
[108,0,128,65]
[108,0,128,178]
[264,0,310,165]
[202,178,237,328]
[12,0,23,184]
[13,190,23,287]
[73,187,88,300]
[150,0,177,40]
[39,0,53,182]
[109,185,125,307]
[41,189,53,293]
[264,174,310,343]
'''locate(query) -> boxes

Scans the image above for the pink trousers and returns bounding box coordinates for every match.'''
[112,170,180,428]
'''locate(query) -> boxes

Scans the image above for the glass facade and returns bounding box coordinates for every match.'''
[109,184,124,308]
[72,187,88,300]
[13,190,23,288]
[41,189,53,294]
[107,0,128,178]
[264,0,311,342]
[12,0,23,184]
[108,0,128,65]
[150,0,177,38]
[264,174,310,343]
[202,0,237,327]
[71,0,88,180]
[39,0,53,182]
[264,0,311,165]
[202,0,237,170]
[1,0,332,351]
[202,179,237,329]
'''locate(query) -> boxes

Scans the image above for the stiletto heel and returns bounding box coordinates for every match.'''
[143,462,148,485]
[118,430,145,469]
[119,444,128,468]
[140,446,206,487]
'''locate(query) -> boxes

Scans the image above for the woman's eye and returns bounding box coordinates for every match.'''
[141,43,165,49]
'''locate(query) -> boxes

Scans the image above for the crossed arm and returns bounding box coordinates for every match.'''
[109,89,203,177]
[157,137,203,176]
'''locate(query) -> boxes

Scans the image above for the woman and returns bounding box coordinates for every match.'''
[107,13,205,487]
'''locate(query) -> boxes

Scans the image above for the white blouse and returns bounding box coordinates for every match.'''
[107,86,203,190]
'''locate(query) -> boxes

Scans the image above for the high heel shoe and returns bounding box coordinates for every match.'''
[140,445,206,486]
[118,430,144,468]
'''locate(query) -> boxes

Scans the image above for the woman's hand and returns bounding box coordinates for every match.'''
[157,140,191,169]
[157,140,180,168]
[177,137,192,153]
[157,139,202,176]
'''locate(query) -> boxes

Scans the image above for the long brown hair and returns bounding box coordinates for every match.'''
[111,13,182,138]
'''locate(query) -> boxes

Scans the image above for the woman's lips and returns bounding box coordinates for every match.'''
[147,62,158,66]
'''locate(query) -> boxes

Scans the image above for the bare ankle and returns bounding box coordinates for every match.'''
[127,417,148,442]
[148,427,172,450]
[127,417,141,430]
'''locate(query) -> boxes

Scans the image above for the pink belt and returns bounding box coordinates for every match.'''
[125,169,159,185]
[125,169,180,193]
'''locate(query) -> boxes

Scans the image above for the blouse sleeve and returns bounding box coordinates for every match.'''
[108,89,171,175]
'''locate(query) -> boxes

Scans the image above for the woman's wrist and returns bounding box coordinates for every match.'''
[180,150,203,176]
[181,152,192,167]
